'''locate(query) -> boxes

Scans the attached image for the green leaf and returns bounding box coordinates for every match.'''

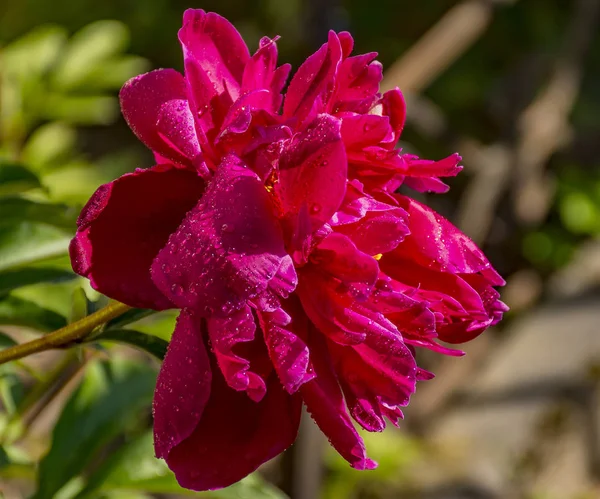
[21,123,77,171]
[52,21,131,91]
[96,330,168,360]
[0,198,77,229]
[75,432,287,499]
[2,25,67,78]
[0,163,41,196]
[0,267,75,295]
[42,94,118,126]
[33,357,156,499]
[0,222,71,272]
[0,332,24,416]
[0,295,66,331]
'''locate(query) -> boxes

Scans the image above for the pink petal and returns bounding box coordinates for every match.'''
[394,195,505,285]
[70,165,205,309]
[340,113,393,150]
[334,207,410,256]
[178,9,250,141]
[207,305,266,402]
[333,52,382,114]
[283,31,342,124]
[257,301,315,393]
[120,69,202,170]
[380,88,406,143]
[242,36,291,113]
[151,154,296,315]
[297,266,397,345]
[154,309,211,459]
[277,114,347,240]
[166,369,301,491]
[300,327,376,470]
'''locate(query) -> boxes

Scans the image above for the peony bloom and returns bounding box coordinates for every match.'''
[70,9,506,491]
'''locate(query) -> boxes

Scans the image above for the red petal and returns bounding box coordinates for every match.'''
[166,369,301,491]
[153,309,211,459]
[300,327,376,470]
[70,165,205,309]
[277,114,347,239]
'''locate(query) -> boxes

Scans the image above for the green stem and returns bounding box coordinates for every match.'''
[0,301,131,365]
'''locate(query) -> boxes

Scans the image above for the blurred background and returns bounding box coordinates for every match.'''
[1,0,600,498]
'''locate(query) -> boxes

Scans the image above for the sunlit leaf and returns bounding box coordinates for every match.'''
[0,163,41,196]
[43,94,118,126]
[33,357,156,499]
[2,25,67,78]
[21,122,77,171]
[51,21,130,91]
[0,223,71,271]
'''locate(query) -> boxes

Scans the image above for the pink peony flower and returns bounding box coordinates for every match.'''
[70,9,507,491]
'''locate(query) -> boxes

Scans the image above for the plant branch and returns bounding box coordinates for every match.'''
[0,301,131,365]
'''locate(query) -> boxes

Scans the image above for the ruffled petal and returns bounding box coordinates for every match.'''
[166,369,301,491]
[120,69,204,171]
[297,265,397,345]
[153,309,211,459]
[70,165,205,309]
[207,304,266,402]
[151,154,296,315]
[300,326,376,470]
[257,301,315,393]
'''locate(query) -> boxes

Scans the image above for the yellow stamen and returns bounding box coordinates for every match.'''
[373,253,383,261]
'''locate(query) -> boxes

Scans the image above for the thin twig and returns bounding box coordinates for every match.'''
[0,301,131,365]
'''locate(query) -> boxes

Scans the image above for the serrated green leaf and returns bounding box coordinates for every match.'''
[0,163,41,196]
[51,21,130,91]
[33,357,156,499]
[0,222,71,271]
[75,432,287,499]
[0,295,67,331]
[0,198,77,229]
[0,267,75,295]
[96,330,168,360]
